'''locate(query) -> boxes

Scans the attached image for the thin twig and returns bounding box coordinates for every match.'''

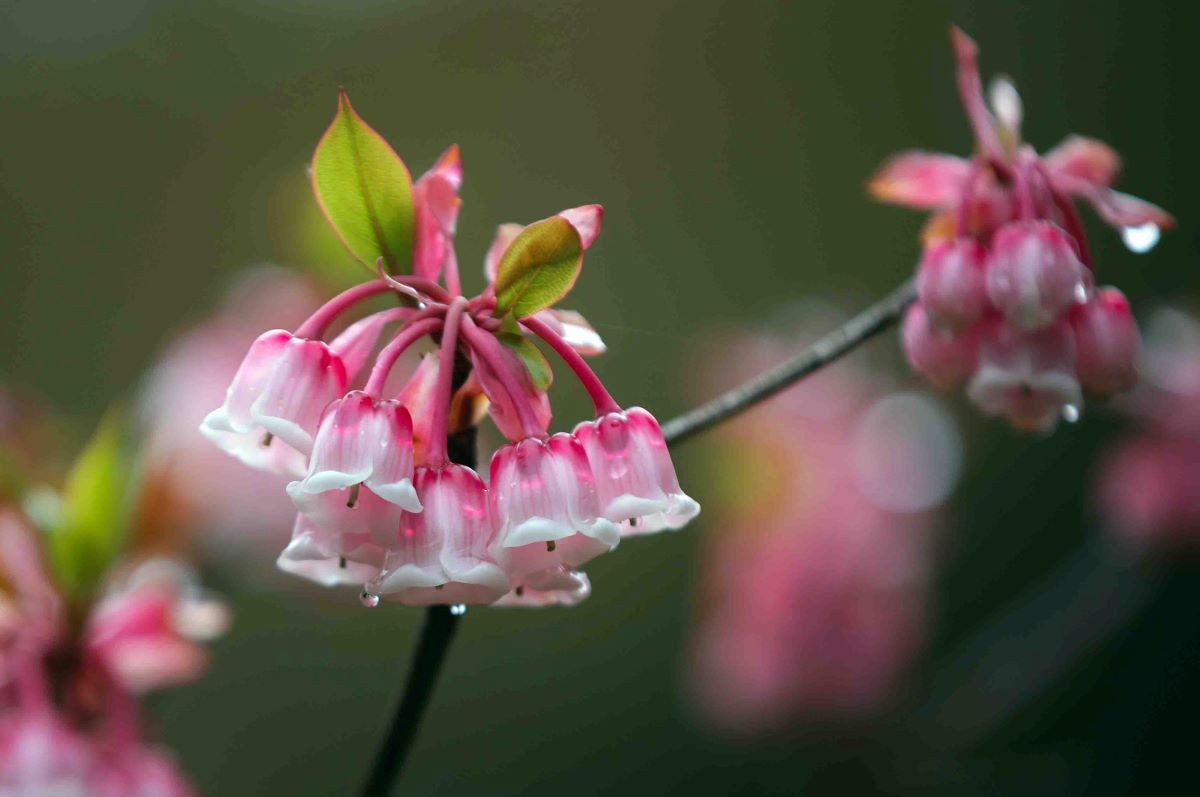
[660,279,917,445]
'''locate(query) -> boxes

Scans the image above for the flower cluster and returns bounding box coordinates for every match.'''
[0,511,226,795]
[872,29,1174,432]
[201,93,698,607]
[686,335,957,731]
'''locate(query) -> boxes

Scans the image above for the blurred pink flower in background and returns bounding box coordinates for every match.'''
[1094,308,1200,550]
[685,336,960,734]
[0,510,226,795]
[136,267,321,557]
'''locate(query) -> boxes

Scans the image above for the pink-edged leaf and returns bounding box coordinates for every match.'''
[493,216,584,318]
[412,145,463,282]
[484,223,524,283]
[1043,135,1122,189]
[868,151,972,209]
[311,90,415,273]
[558,204,603,249]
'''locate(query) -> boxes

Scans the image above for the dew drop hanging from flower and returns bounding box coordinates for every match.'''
[200,90,699,608]
[871,28,1173,432]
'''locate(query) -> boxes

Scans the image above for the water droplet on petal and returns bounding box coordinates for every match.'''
[1074,283,1089,304]
[1121,223,1161,254]
[449,604,467,616]
[1062,404,1080,423]
[359,589,380,608]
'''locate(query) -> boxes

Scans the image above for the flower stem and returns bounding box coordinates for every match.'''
[659,278,917,446]
[521,316,620,416]
[425,298,468,466]
[363,314,444,396]
[358,390,477,797]
[358,604,463,797]
[295,280,393,340]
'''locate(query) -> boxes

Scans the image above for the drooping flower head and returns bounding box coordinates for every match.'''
[200,90,699,609]
[871,28,1173,432]
[1,419,228,796]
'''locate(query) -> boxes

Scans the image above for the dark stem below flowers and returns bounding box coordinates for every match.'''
[359,279,917,793]
[659,278,917,446]
[357,422,476,797]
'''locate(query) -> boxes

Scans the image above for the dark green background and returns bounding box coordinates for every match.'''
[2,1,1197,794]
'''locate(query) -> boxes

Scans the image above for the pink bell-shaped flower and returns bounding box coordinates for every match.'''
[573,407,700,534]
[278,488,398,586]
[967,320,1082,432]
[986,221,1087,331]
[85,563,228,695]
[490,434,620,549]
[1071,287,1140,394]
[916,238,989,332]
[901,305,981,389]
[290,391,421,511]
[200,330,347,476]
[493,566,592,607]
[368,465,508,606]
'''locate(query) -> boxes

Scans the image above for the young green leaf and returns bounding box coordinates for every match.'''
[311,90,415,274]
[493,216,584,318]
[500,332,553,392]
[47,414,128,602]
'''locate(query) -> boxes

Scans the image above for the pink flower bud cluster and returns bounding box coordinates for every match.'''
[0,512,226,795]
[202,149,698,608]
[873,29,1173,432]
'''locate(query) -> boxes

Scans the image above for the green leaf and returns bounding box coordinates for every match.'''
[311,90,415,274]
[493,217,584,318]
[47,414,128,601]
[500,332,553,392]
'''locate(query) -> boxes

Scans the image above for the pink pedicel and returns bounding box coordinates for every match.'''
[490,434,620,549]
[1071,287,1140,394]
[985,221,1087,331]
[872,28,1172,431]
[292,391,420,511]
[200,330,347,475]
[368,465,508,606]
[917,237,989,332]
[967,319,1082,433]
[573,407,699,535]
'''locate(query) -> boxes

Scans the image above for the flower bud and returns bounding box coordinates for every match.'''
[986,221,1086,330]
